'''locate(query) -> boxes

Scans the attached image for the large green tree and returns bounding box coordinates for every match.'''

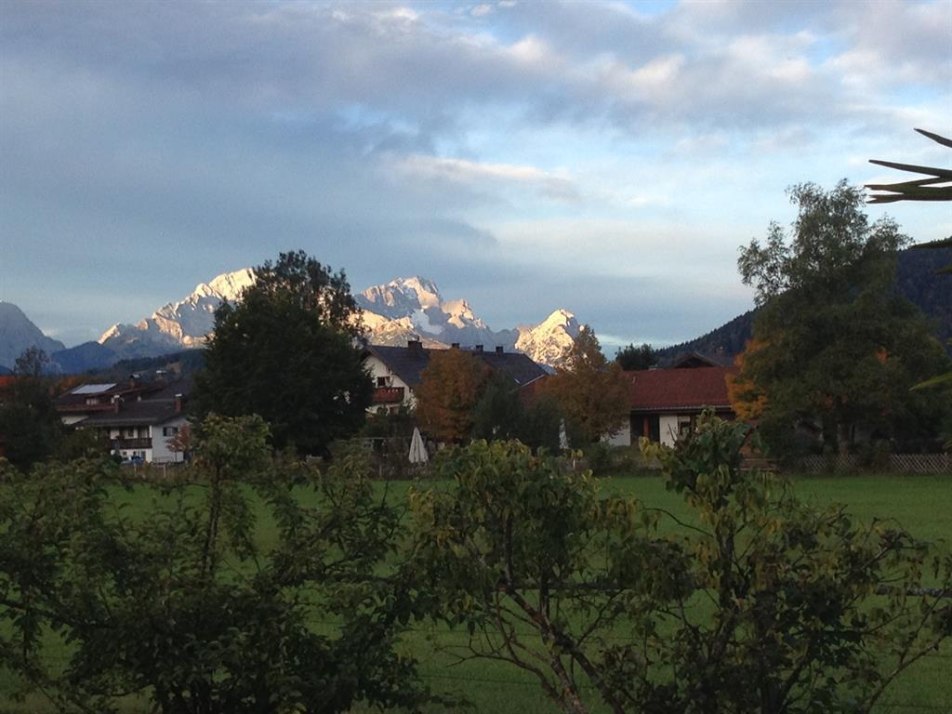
[193,251,371,455]
[736,181,950,456]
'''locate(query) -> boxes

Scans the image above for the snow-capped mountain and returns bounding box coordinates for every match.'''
[355,277,579,367]
[0,302,66,371]
[14,271,579,371]
[97,269,254,359]
[356,277,518,351]
[516,309,581,369]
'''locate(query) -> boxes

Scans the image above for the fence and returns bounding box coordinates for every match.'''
[796,453,952,474]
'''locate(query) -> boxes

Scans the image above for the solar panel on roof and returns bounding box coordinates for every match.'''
[71,383,117,395]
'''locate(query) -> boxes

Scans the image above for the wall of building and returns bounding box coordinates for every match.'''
[364,355,416,412]
[151,417,188,463]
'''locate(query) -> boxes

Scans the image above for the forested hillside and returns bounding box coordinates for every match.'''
[659,243,951,364]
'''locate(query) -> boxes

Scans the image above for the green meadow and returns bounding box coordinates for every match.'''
[2,472,950,713]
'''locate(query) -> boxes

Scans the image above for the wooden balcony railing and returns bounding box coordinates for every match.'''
[372,386,405,405]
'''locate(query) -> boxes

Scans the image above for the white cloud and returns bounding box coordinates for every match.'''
[2,0,949,349]
[388,154,579,201]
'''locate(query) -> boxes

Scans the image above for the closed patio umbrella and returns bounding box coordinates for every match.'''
[409,427,428,464]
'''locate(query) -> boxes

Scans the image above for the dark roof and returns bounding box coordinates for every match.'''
[627,366,735,413]
[68,377,192,428]
[366,344,547,389]
[365,345,432,388]
[80,397,185,428]
[671,352,727,368]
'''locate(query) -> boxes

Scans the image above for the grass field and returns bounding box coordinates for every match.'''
[2,471,951,713]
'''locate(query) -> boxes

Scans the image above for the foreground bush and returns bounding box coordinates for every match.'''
[0,415,429,714]
[407,416,952,713]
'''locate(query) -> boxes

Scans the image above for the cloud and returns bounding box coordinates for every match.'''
[388,154,579,201]
[1,0,948,350]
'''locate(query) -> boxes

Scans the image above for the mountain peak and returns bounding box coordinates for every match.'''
[515,308,580,368]
[357,276,443,318]
[98,268,257,354]
[0,301,66,369]
[201,268,256,302]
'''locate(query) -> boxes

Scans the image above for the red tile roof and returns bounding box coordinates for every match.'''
[628,366,735,412]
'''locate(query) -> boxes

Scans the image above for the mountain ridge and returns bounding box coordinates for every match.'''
[2,272,581,372]
[4,245,948,373]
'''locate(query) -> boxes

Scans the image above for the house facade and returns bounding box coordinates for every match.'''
[610,360,737,447]
[56,379,190,463]
[363,340,548,414]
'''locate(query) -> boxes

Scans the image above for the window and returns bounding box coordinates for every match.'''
[677,416,693,437]
[376,376,390,388]
[163,426,179,437]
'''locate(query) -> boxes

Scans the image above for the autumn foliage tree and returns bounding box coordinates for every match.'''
[542,326,629,445]
[414,348,490,443]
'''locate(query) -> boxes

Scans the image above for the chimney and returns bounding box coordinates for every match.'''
[451,342,460,349]
[174,394,183,414]
[475,345,483,352]
[495,346,504,354]
[408,339,423,354]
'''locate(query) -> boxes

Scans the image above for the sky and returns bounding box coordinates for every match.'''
[1,0,950,351]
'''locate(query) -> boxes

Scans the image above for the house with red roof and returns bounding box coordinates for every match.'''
[610,360,737,447]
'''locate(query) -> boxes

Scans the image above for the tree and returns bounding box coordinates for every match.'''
[470,371,563,451]
[470,370,524,441]
[192,251,371,455]
[614,342,658,371]
[542,326,630,445]
[0,416,432,713]
[737,181,951,456]
[414,348,490,444]
[0,347,63,470]
[407,419,952,714]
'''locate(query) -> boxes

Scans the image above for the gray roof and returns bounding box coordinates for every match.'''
[75,377,192,428]
[79,398,185,428]
[366,344,547,389]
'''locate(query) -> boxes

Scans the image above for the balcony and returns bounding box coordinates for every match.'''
[112,438,152,450]
[372,386,405,405]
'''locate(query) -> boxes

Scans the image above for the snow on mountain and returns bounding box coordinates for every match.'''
[515,309,581,369]
[47,270,578,370]
[357,277,443,320]
[98,269,254,358]
[355,277,580,367]
[356,277,518,351]
[0,301,66,370]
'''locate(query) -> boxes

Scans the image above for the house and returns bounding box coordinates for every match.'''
[54,379,167,426]
[610,359,737,447]
[56,378,191,464]
[364,340,548,414]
